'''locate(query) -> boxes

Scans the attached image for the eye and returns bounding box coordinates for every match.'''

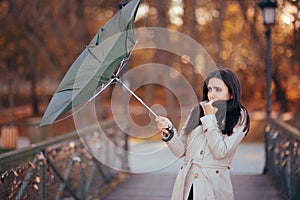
[215,87,222,92]
[207,87,212,92]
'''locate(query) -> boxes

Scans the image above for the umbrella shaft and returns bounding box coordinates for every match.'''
[115,78,158,118]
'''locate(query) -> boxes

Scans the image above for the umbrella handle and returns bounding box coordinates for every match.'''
[115,78,158,118]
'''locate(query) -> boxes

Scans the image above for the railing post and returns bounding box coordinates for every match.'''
[289,139,298,200]
[123,126,130,172]
[80,155,86,200]
[39,150,46,200]
[263,123,271,174]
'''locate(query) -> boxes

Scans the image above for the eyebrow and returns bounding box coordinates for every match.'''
[208,86,222,89]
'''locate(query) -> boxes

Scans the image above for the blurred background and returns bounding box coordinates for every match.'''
[0,0,299,146]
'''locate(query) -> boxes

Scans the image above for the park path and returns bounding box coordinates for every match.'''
[103,142,282,200]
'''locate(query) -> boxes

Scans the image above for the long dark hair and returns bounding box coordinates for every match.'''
[184,68,250,136]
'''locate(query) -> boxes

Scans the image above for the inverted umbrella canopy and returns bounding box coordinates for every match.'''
[40,0,140,126]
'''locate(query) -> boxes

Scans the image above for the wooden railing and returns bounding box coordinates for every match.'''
[265,118,300,200]
[0,119,129,200]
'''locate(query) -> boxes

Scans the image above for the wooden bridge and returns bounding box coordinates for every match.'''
[0,118,299,199]
[103,143,282,200]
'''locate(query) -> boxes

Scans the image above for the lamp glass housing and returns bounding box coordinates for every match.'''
[262,7,276,25]
[259,1,277,25]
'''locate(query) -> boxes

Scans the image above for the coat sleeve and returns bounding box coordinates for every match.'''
[164,110,193,158]
[200,109,248,160]
[165,132,186,158]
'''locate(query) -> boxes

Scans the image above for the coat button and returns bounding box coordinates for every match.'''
[194,173,199,178]
[216,170,219,174]
[200,150,204,155]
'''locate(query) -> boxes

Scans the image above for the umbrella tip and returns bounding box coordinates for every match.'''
[118,0,128,9]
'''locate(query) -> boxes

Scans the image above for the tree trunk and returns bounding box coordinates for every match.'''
[272,63,288,112]
[30,51,39,116]
[217,0,224,64]
[182,0,199,97]
[145,0,175,110]
[8,78,15,125]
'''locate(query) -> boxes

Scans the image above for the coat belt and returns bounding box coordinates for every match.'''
[175,159,230,200]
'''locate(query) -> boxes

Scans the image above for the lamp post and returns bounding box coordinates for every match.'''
[259,0,277,174]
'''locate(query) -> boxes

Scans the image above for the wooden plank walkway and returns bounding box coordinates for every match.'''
[104,173,281,200]
[103,173,281,200]
[103,143,282,200]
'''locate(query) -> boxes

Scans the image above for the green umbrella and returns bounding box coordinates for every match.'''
[40,0,141,126]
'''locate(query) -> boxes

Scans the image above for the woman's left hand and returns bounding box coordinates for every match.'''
[155,116,172,135]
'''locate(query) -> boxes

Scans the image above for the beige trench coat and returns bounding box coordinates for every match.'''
[166,102,248,200]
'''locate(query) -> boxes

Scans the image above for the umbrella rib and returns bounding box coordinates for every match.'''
[86,46,102,64]
[89,78,115,102]
[115,41,137,77]
[115,56,129,77]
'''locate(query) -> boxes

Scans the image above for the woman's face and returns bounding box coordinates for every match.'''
[207,77,231,102]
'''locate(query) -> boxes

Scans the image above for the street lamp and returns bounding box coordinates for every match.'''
[259,0,277,174]
[259,0,277,119]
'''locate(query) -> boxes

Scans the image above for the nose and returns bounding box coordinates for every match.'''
[209,94,215,101]
[209,90,215,99]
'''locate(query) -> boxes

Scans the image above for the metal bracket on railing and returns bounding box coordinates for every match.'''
[45,154,81,200]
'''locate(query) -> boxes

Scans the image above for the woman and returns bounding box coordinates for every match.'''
[156,67,250,200]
